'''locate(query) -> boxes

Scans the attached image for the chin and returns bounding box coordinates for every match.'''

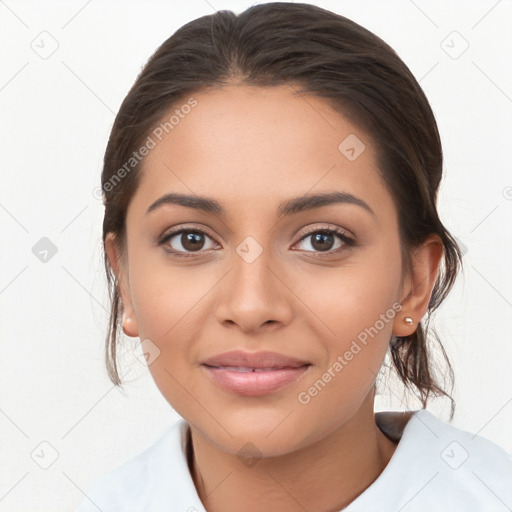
[190,406,320,459]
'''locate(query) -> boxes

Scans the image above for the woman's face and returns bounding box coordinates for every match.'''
[111,84,409,456]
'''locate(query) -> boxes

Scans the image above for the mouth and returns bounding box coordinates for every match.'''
[200,351,312,396]
[204,365,307,372]
[201,349,310,369]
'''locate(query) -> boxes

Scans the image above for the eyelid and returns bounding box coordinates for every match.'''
[295,223,355,242]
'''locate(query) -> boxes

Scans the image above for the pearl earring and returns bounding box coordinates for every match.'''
[122,313,133,329]
[404,317,414,325]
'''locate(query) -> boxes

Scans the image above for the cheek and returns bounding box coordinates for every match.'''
[292,285,401,447]
[127,261,212,412]
[297,243,402,347]
[126,252,220,392]
[292,245,402,409]
[128,246,213,340]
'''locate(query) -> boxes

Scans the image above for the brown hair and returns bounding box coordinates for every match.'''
[101,2,462,415]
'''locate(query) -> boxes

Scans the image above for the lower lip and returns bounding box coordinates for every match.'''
[202,365,311,396]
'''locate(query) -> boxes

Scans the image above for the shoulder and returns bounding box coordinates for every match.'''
[412,409,512,508]
[413,409,512,473]
[349,409,512,511]
[75,419,204,512]
[404,410,512,508]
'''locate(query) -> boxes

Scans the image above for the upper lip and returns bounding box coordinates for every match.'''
[201,350,310,369]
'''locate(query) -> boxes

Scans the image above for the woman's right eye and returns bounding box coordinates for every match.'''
[159,228,219,257]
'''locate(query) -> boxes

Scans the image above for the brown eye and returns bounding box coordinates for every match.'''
[308,231,336,251]
[179,231,206,251]
[294,227,355,256]
[160,228,218,255]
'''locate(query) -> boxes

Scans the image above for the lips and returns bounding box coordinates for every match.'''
[201,350,310,370]
[209,366,293,372]
[201,350,311,396]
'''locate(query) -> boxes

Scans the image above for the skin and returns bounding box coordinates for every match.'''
[106,83,443,511]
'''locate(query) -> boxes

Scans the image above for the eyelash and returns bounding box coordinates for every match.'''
[157,224,356,259]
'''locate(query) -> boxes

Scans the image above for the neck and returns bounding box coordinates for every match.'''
[188,396,398,512]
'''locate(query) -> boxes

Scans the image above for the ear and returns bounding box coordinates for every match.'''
[393,234,443,337]
[104,233,139,338]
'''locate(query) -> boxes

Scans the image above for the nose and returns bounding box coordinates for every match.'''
[214,244,294,334]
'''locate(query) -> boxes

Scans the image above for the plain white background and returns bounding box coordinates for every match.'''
[0,0,511,510]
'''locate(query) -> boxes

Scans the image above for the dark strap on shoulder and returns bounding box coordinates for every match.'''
[375,410,416,443]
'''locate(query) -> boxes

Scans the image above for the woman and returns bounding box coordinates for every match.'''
[77,3,512,510]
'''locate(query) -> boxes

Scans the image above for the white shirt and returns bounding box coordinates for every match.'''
[76,409,512,511]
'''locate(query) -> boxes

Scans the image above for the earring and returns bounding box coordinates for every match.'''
[404,317,414,325]
[122,313,135,335]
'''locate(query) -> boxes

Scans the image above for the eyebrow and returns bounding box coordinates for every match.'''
[145,191,375,218]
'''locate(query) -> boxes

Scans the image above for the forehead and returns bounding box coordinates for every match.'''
[128,84,394,222]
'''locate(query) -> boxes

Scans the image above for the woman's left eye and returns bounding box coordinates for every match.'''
[293,228,355,255]
[158,225,355,257]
